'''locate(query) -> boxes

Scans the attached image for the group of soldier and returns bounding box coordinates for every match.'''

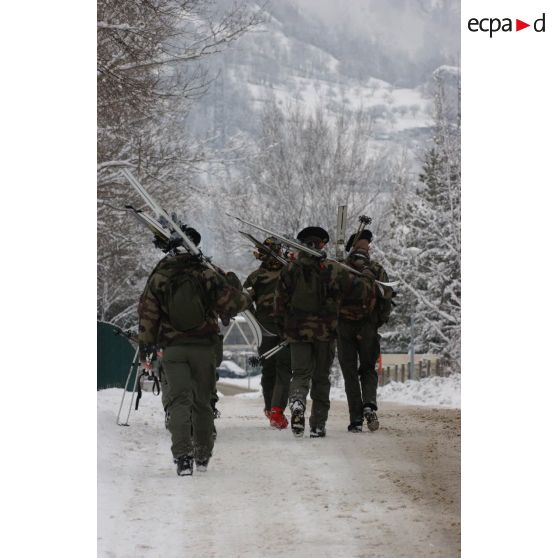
[137,223,392,476]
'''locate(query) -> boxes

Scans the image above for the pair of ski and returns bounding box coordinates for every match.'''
[120,169,395,361]
[227,213,397,296]
[120,169,274,352]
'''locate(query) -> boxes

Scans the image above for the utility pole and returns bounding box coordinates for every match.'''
[335,205,348,260]
[409,315,415,381]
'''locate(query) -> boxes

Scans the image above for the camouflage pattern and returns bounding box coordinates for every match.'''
[337,252,389,423]
[338,265,376,321]
[138,253,251,359]
[338,251,393,326]
[138,253,250,463]
[366,259,393,327]
[244,260,292,410]
[243,260,283,334]
[289,340,336,429]
[276,250,349,430]
[274,253,352,342]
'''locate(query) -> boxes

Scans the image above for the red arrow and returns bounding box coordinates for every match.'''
[516,19,530,31]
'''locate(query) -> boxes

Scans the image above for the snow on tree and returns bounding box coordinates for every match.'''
[97,0,262,326]
[380,70,461,366]
[219,99,396,274]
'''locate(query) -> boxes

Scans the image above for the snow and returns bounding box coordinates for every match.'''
[222,373,461,409]
[378,373,461,408]
[219,373,262,389]
[242,70,432,133]
[218,359,247,376]
[98,388,460,557]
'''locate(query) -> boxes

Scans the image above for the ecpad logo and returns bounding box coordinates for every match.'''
[468,13,546,37]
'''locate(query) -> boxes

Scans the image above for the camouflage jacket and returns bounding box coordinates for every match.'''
[274,253,352,342]
[339,259,377,322]
[339,255,393,326]
[138,254,251,358]
[365,259,392,327]
[243,261,283,334]
[368,261,393,327]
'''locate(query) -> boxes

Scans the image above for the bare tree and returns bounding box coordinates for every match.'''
[221,100,393,272]
[97,0,263,326]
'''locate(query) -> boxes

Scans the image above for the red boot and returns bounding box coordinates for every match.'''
[270,407,289,429]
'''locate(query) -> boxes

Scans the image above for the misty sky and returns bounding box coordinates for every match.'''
[260,0,460,84]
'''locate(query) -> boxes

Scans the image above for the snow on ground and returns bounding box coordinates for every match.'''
[98,389,460,558]
[219,373,262,389]
[221,373,461,409]
[378,374,461,408]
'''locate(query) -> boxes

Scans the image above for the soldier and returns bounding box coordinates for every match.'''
[338,229,392,433]
[138,228,252,476]
[157,230,222,435]
[244,237,292,429]
[275,226,351,438]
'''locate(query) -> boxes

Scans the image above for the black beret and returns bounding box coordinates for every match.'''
[296,226,329,243]
[345,229,373,252]
[181,225,201,246]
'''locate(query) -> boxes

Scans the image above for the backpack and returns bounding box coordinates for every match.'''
[343,273,376,314]
[289,261,327,314]
[164,272,207,332]
[376,290,392,325]
[369,261,392,325]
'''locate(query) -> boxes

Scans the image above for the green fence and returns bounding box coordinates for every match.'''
[97,321,138,390]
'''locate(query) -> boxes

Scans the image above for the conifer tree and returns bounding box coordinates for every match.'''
[382,72,461,366]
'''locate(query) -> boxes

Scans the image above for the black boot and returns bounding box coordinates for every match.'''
[174,455,194,476]
[196,457,211,472]
[309,425,326,438]
[363,406,379,432]
[347,422,363,433]
[290,400,305,438]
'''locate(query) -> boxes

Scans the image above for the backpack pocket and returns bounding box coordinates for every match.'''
[165,275,206,331]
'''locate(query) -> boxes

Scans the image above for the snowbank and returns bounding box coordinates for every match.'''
[377,373,461,408]
[219,373,261,389]
[218,359,247,377]
[225,373,461,409]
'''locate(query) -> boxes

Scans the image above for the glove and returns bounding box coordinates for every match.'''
[224,271,242,290]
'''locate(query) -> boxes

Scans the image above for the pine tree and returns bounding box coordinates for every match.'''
[382,72,461,366]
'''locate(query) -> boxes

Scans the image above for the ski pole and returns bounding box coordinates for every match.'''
[348,215,372,252]
[248,340,288,366]
[262,340,288,360]
[116,347,140,426]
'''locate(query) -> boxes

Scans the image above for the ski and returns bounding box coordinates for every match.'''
[226,213,364,277]
[238,230,289,266]
[125,205,169,240]
[121,169,212,268]
[121,170,272,344]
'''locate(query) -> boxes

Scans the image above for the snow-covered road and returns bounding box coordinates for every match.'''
[98,390,460,558]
